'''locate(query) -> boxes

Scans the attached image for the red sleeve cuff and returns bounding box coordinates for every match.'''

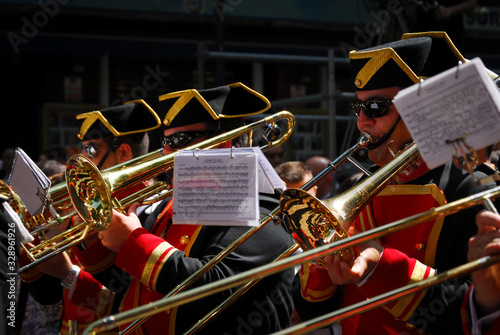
[359,247,418,298]
[115,227,170,279]
[72,270,104,305]
[70,270,115,318]
[299,262,338,302]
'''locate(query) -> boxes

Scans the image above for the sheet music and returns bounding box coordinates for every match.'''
[173,148,259,226]
[251,147,287,193]
[8,148,51,216]
[393,57,500,169]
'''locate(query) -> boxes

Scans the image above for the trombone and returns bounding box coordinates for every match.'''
[82,184,500,335]
[84,62,500,333]
[116,132,374,334]
[65,110,295,230]
[11,149,167,273]
[16,111,295,272]
[179,139,419,334]
[280,141,420,268]
[48,148,166,212]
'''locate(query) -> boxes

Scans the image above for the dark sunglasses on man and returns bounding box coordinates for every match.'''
[351,99,393,119]
[81,139,120,169]
[161,131,215,150]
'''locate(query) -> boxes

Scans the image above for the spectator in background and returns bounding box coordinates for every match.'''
[336,172,364,195]
[39,160,65,178]
[415,0,477,49]
[489,142,500,171]
[37,148,67,169]
[264,145,285,167]
[275,161,318,197]
[305,156,335,199]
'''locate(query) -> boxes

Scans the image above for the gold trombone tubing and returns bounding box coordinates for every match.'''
[83,184,500,335]
[68,110,296,231]
[19,181,171,273]
[19,148,166,255]
[117,132,373,334]
[19,111,294,273]
[48,148,165,210]
[276,254,500,335]
[184,243,301,335]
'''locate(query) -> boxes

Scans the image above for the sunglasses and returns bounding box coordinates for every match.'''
[161,131,214,149]
[351,99,393,119]
[82,142,119,160]
[82,144,101,159]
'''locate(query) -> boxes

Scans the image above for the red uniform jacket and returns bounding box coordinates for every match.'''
[295,162,500,335]
[114,200,201,334]
[300,183,446,334]
[20,248,115,335]
[22,182,149,334]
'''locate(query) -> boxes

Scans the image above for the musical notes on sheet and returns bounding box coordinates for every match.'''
[172,148,260,226]
[394,57,500,169]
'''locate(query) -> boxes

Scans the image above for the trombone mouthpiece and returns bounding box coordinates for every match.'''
[358,132,374,148]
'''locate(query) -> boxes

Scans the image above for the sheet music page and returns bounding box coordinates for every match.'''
[8,148,51,215]
[172,148,259,226]
[393,57,500,169]
[251,147,286,193]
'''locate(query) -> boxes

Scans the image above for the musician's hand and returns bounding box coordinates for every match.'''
[326,240,382,285]
[38,251,73,280]
[468,210,500,316]
[98,203,141,253]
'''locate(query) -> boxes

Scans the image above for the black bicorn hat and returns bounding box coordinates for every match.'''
[76,99,161,140]
[404,31,500,81]
[349,36,432,91]
[158,82,271,128]
[400,31,467,78]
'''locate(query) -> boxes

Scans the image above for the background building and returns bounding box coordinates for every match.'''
[0,0,499,164]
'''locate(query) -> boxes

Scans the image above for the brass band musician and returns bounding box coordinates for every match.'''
[292,32,500,335]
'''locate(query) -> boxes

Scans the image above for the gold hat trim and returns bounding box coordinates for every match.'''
[401,31,466,64]
[159,82,271,126]
[349,47,421,89]
[76,99,160,140]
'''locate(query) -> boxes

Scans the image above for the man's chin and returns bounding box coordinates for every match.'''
[366,138,385,150]
[367,147,391,166]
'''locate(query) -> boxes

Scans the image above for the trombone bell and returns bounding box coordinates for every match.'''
[280,188,354,268]
[66,155,112,231]
[280,142,420,269]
